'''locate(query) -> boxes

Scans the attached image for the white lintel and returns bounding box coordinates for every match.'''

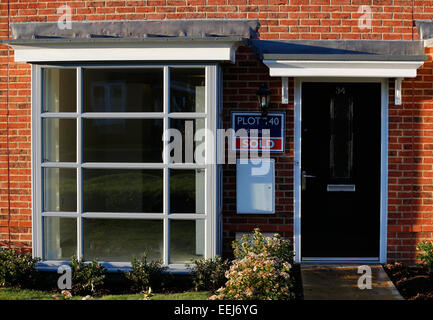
[9,40,241,63]
[263,60,425,78]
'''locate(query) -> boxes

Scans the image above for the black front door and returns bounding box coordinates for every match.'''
[301,83,381,258]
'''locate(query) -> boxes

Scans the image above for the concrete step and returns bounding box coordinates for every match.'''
[300,264,404,300]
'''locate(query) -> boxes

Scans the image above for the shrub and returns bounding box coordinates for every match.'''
[70,256,106,295]
[416,241,433,275]
[188,257,230,292]
[0,248,40,288]
[124,254,168,293]
[232,229,294,263]
[210,229,295,300]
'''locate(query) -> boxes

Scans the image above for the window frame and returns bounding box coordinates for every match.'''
[31,63,220,271]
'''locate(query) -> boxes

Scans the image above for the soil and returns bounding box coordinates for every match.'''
[383,262,433,300]
[34,264,305,299]
[292,264,304,300]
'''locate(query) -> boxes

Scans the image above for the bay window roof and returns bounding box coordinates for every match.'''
[2,19,259,63]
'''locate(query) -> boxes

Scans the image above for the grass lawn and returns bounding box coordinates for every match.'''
[0,288,55,300]
[0,288,211,301]
[97,291,211,300]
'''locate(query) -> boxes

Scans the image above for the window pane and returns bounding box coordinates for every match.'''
[83,69,163,112]
[170,220,204,264]
[169,119,205,164]
[170,169,205,214]
[330,90,354,180]
[83,219,163,262]
[43,217,76,260]
[43,68,76,112]
[83,169,163,213]
[83,119,163,162]
[170,68,205,113]
[43,118,76,162]
[43,168,76,212]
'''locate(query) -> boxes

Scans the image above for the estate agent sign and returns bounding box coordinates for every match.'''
[231,112,285,152]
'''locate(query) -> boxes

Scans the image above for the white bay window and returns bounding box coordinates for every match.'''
[33,64,220,270]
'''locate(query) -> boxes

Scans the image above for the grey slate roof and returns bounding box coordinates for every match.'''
[252,39,427,61]
[8,19,259,40]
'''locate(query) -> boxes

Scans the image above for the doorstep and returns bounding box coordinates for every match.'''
[301,264,404,300]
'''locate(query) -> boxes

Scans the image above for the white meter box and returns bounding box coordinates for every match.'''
[236,158,275,214]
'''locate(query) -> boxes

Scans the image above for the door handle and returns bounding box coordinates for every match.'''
[302,171,316,191]
[303,174,316,178]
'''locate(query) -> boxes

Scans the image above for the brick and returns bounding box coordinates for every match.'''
[0,0,432,264]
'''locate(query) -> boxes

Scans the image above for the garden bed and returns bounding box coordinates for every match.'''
[1,229,302,300]
[0,264,304,300]
[0,265,303,300]
[16,270,204,299]
[384,262,433,300]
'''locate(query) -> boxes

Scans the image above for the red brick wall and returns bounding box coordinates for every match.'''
[387,49,433,263]
[2,0,433,40]
[0,0,432,263]
[220,47,295,257]
[0,1,32,251]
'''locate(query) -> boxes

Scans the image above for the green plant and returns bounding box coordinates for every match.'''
[210,229,295,300]
[188,257,230,292]
[124,254,168,293]
[232,229,294,263]
[0,248,40,288]
[70,256,106,295]
[416,241,433,275]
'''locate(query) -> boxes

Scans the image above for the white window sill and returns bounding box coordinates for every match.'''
[36,261,191,274]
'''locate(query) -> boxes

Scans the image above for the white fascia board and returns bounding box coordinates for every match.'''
[11,41,240,63]
[263,60,425,78]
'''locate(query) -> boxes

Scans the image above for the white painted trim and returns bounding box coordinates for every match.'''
[76,67,83,260]
[31,65,41,258]
[293,78,302,263]
[379,79,389,264]
[162,65,170,266]
[293,78,388,264]
[206,65,218,258]
[11,42,240,63]
[264,60,424,78]
[216,65,224,256]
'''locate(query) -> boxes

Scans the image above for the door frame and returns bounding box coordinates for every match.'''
[293,78,389,264]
